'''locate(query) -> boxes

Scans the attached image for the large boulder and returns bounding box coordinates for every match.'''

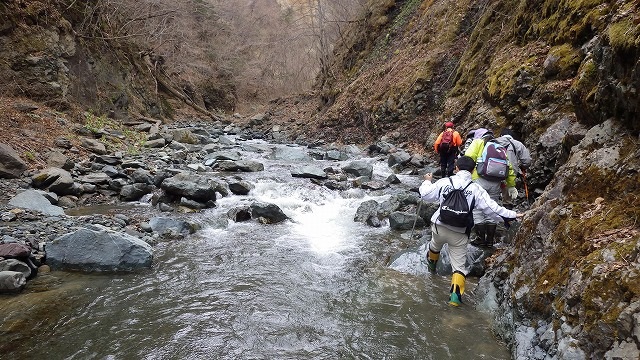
[342,160,373,178]
[46,227,153,272]
[32,167,79,195]
[8,190,65,216]
[388,211,425,230]
[0,143,27,179]
[250,202,289,224]
[160,173,220,202]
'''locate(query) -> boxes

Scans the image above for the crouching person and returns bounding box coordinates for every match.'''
[418,156,523,306]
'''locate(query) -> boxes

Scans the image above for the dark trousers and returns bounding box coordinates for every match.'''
[439,150,457,176]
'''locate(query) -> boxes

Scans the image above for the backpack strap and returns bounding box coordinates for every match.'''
[462,181,475,237]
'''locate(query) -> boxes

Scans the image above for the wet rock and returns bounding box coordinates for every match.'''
[149,217,197,237]
[354,200,380,223]
[0,271,26,293]
[228,206,252,222]
[249,202,288,224]
[386,174,401,184]
[291,165,327,179]
[0,258,32,279]
[46,227,153,272]
[228,179,254,195]
[160,173,218,202]
[179,197,206,210]
[388,211,425,230]
[271,146,310,161]
[361,180,388,190]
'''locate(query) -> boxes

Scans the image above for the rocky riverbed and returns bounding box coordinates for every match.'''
[1,115,471,294]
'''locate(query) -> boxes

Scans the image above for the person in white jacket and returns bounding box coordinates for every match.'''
[419,156,523,306]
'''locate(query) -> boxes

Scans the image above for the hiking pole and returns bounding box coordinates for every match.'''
[522,169,530,206]
[409,200,423,240]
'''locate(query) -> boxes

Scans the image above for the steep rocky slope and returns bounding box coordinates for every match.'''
[265,0,640,358]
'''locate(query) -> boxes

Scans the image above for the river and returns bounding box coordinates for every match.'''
[0,139,510,359]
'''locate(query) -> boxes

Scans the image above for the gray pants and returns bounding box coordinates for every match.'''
[429,224,469,275]
[472,177,502,225]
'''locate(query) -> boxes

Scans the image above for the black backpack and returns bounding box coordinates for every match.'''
[438,178,475,229]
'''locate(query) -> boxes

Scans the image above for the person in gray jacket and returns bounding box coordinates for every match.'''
[493,128,531,177]
[493,128,532,206]
[419,156,523,306]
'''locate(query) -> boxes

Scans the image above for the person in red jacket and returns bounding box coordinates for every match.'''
[433,121,462,177]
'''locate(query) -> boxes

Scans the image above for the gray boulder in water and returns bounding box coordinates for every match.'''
[250,202,288,224]
[46,227,153,272]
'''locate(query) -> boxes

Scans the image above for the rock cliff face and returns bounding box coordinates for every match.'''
[266,0,640,358]
[0,1,194,119]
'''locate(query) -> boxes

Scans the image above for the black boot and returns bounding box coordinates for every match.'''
[440,166,447,178]
[471,224,487,247]
[485,224,497,248]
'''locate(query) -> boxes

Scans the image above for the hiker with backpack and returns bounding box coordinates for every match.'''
[419,156,522,306]
[493,128,532,206]
[460,129,476,155]
[464,128,518,247]
[433,121,462,178]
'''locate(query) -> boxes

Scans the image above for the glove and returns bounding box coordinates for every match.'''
[507,187,518,200]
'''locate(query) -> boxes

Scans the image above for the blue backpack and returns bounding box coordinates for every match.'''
[476,140,509,181]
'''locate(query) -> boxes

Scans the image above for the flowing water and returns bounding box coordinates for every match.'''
[0,140,510,359]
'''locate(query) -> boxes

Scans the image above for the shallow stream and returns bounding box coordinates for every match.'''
[0,140,509,359]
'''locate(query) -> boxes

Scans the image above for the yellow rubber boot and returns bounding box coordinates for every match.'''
[427,248,439,272]
[448,271,466,306]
